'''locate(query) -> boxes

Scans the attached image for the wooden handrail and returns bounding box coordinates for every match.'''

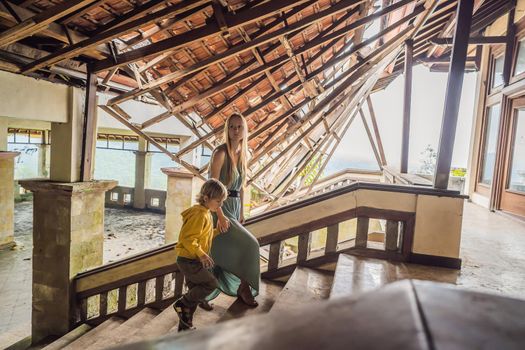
[73,180,466,325]
[245,181,465,225]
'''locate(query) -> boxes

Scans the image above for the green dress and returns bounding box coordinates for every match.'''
[206,153,260,300]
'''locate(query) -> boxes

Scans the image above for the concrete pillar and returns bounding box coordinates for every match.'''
[50,87,84,182]
[37,143,50,178]
[133,137,151,209]
[0,152,19,250]
[162,167,203,243]
[0,117,7,152]
[18,86,113,343]
[19,180,116,343]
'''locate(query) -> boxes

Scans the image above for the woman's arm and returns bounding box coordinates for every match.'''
[209,148,230,232]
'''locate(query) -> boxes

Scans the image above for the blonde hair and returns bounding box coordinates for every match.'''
[197,178,228,206]
[222,113,249,187]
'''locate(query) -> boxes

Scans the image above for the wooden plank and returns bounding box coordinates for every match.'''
[268,241,283,271]
[356,217,369,248]
[385,220,399,251]
[80,298,88,322]
[430,36,507,45]
[502,4,516,86]
[0,0,99,47]
[401,39,413,174]
[330,254,399,299]
[297,232,312,263]
[80,70,97,182]
[137,281,146,307]
[434,0,475,189]
[155,276,164,302]
[359,109,383,170]
[118,286,127,313]
[99,291,108,317]
[366,97,387,166]
[22,1,209,74]
[325,224,339,254]
[111,0,362,83]
[91,0,313,72]
[270,267,333,314]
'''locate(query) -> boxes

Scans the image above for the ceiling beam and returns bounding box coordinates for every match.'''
[21,0,210,73]
[430,36,506,45]
[91,0,315,73]
[0,0,100,47]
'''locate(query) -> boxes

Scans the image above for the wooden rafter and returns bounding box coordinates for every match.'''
[0,0,101,47]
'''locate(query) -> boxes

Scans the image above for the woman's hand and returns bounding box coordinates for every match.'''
[217,213,231,233]
[199,253,215,269]
[239,213,245,224]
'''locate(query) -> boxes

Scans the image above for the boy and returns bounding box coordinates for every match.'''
[173,178,227,331]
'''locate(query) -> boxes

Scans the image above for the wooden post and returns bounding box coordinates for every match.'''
[401,39,413,174]
[434,0,474,189]
[81,70,97,181]
[502,3,516,86]
[356,217,369,248]
[366,97,387,166]
[359,109,383,169]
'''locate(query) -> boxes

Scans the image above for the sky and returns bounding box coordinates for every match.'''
[325,66,478,174]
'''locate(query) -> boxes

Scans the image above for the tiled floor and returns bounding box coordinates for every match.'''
[1,201,525,348]
[0,233,32,347]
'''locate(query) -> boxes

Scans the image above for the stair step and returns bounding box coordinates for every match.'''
[217,280,284,323]
[41,324,91,350]
[270,267,333,314]
[168,292,236,332]
[330,254,400,299]
[61,317,124,350]
[85,308,159,350]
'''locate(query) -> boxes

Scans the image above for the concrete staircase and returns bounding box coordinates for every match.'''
[35,254,400,350]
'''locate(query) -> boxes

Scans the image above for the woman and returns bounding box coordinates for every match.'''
[204,113,260,307]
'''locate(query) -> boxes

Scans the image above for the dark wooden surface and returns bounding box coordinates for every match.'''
[117,279,525,350]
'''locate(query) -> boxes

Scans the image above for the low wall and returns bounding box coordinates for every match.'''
[105,186,166,213]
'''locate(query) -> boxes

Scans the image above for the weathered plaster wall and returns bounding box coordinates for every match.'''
[0,70,69,123]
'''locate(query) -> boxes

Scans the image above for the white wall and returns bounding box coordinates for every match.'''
[0,70,69,122]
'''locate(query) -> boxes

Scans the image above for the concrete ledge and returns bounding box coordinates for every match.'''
[0,151,20,159]
[19,180,117,195]
[161,167,193,178]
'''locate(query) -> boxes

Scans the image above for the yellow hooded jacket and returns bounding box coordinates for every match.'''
[175,204,220,259]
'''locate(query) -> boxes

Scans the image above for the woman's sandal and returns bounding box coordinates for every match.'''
[198,300,214,311]
[237,283,258,307]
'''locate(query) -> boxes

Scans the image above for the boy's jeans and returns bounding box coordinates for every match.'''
[177,256,218,308]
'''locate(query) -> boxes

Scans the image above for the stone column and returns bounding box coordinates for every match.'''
[50,87,84,182]
[0,116,8,151]
[162,167,203,243]
[19,180,116,343]
[0,152,19,250]
[133,138,151,209]
[37,143,50,178]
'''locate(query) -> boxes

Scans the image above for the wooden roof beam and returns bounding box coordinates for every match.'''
[248,26,410,175]
[192,8,359,125]
[22,0,210,74]
[430,36,507,45]
[126,0,363,90]
[91,0,316,73]
[108,2,316,106]
[0,1,108,57]
[175,7,415,161]
[0,0,100,47]
[169,1,413,122]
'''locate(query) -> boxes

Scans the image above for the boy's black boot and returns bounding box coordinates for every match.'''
[173,297,196,331]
